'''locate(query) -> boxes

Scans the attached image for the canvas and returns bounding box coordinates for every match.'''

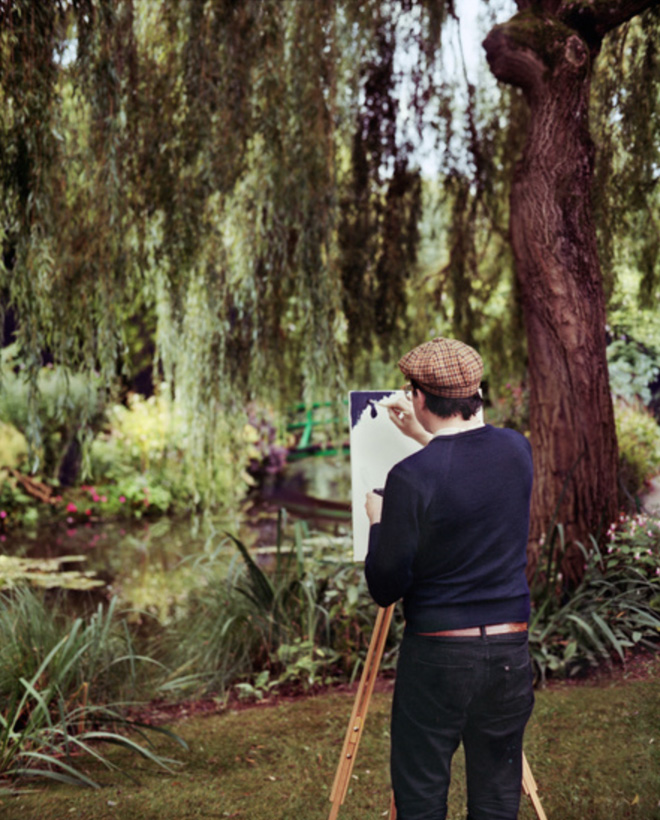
[348,390,422,561]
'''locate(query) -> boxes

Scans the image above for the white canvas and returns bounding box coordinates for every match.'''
[349,390,423,561]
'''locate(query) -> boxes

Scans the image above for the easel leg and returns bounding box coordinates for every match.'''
[522,751,548,820]
[328,607,547,820]
[328,605,395,820]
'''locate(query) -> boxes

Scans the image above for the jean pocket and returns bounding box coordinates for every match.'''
[490,645,534,706]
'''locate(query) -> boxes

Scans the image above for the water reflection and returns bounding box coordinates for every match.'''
[1,455,353,617]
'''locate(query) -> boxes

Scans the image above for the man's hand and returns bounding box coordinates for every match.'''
[365,491,383,525]
[380,394,432,446]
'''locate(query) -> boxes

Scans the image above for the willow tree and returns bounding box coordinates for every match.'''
[1,1,659,569]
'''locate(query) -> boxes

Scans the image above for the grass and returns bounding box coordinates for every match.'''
[0,655,658,820]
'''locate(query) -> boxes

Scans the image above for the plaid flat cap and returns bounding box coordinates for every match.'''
[398,337,483,398]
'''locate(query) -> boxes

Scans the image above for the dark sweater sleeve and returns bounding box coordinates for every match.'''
[365,468,420,607]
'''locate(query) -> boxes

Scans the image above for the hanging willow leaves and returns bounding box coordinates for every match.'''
[0,0,428,495]
[591,7,660,306]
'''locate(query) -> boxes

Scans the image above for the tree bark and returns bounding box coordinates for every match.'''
[482,3,649,583]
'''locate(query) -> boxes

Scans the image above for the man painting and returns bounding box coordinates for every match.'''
[365,337,535,820]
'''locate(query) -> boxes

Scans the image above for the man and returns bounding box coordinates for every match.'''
[365,337,534,820]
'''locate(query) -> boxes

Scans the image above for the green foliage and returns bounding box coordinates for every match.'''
[614,400,660,502]
[0,587,184,788]
[607,337,660,406]
[0,592,144,706]
[0,423,27,470]
[529,515,660,684]
[592,8,660,302]
[602,329,660,504]
[0,468,42,529]
[89,387,254,512]
[0,352,105,481]
[337,8,423,362]
[158,524,402,699]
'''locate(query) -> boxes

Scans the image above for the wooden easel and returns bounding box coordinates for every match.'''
[328,605,548,820]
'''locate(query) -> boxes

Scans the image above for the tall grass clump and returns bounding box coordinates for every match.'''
[158,521,402,700]
[0,587,185,789]
[529,513,660,684]
[0,590,152,706]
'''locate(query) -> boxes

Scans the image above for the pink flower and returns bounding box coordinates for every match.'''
[66,503,77,513]
[0,511,6,519]
[119,496,126,503]
[85,509,92,516]
[91,494,100,503]
[100,496,107,503]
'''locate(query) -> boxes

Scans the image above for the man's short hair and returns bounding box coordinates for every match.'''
[411,379,483,420]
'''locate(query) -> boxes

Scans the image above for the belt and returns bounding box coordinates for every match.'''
[416,622,528,637]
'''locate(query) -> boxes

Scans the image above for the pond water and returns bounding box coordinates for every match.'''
[1,455,354,619]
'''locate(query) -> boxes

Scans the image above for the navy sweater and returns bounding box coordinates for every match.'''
[365,425,533,632]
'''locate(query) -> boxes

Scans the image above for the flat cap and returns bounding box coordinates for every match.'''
[398,337,483,398]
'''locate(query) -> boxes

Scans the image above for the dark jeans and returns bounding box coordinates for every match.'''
[391,631,535,820]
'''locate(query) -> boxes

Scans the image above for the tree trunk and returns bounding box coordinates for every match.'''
[483,8,623,583]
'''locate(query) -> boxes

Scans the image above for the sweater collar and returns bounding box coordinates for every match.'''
[431,421,486,438]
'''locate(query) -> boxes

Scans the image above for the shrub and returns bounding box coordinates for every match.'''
[89,386,255,515]
[607,336,660,406]
[0,468,43,530]
[0,349,105,483]
[529,514,660,684]
[0,422,28,470]
[614,399,660,505]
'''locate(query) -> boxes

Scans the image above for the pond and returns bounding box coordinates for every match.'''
[0,454,354,619]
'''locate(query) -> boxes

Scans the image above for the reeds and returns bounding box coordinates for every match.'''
[0,587,185,788]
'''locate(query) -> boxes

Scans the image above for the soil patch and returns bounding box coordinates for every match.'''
[129,647,658,728]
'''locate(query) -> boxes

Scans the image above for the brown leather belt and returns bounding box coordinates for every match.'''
[416,622,528,637]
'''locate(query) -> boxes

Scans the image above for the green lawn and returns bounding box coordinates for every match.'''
[1,657,659,820]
